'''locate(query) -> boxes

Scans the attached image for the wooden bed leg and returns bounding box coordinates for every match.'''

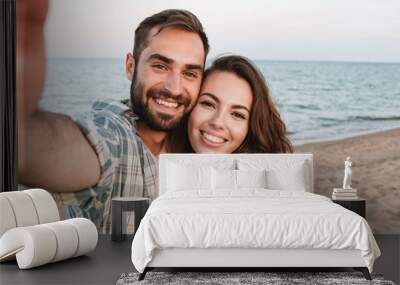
[138,268,148,281]
[354,267,371,280]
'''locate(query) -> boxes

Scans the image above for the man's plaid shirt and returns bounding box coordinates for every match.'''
[52,100,159,234]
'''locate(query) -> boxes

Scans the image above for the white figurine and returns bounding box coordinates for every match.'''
[342,157,352,189]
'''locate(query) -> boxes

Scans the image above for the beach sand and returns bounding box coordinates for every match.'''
[295,128,400,234]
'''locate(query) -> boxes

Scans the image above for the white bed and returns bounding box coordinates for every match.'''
[131,154,380,280]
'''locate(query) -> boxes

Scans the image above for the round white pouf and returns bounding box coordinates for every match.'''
[42,221,79,262]
[0,192,39,227]
[0,218,98,269]
[0,226,57,269]
[64,218,98,257]
[0,196,17,237]
[24,189,60,223]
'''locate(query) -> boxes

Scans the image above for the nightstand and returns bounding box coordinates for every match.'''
[332,198,366,218]
[111,197,149,242]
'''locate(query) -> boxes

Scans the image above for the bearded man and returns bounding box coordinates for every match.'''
[17,2,209,233]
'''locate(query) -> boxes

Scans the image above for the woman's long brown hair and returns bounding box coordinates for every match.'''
[166,55,293,153]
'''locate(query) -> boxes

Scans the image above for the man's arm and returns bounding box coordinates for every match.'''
[17,0,100,192]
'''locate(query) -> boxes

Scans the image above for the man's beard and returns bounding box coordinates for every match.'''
[130,79,192,132]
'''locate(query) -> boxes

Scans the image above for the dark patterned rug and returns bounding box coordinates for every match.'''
[116,271,396,285]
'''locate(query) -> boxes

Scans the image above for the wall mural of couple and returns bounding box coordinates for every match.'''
[17,0,400,234]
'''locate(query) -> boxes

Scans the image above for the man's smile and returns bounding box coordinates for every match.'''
[149,96,184,116]
[155,98,179,108]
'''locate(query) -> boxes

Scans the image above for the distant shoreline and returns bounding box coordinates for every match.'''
[46,57,400,65]
[293,126,400,147]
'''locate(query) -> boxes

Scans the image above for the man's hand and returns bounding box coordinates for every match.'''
[17,0,101,192]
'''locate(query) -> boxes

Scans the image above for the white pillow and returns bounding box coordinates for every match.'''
[236,169,268,189]
[266,162,306,191]
[212,168,237,190]
[238,159,307,191]
[167,162,212,191]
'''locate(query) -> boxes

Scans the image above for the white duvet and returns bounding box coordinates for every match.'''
[131,190,380,273]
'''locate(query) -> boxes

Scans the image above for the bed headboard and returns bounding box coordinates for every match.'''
[159,154,314,195]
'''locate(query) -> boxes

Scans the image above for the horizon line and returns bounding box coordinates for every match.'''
[46,57,400,64]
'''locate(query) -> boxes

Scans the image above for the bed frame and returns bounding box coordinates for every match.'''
[138,154,371,280]
[140,248,371,280]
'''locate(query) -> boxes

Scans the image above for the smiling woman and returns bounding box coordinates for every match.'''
[167,55,293,154]
[188,71,253,153]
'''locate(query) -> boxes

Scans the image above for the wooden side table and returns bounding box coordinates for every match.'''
[332,199,366,218]
[111,197,149,242]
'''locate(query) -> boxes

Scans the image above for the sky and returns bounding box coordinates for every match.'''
[44,0,400,62]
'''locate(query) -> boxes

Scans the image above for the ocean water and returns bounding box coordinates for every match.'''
[41,59,400,145]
